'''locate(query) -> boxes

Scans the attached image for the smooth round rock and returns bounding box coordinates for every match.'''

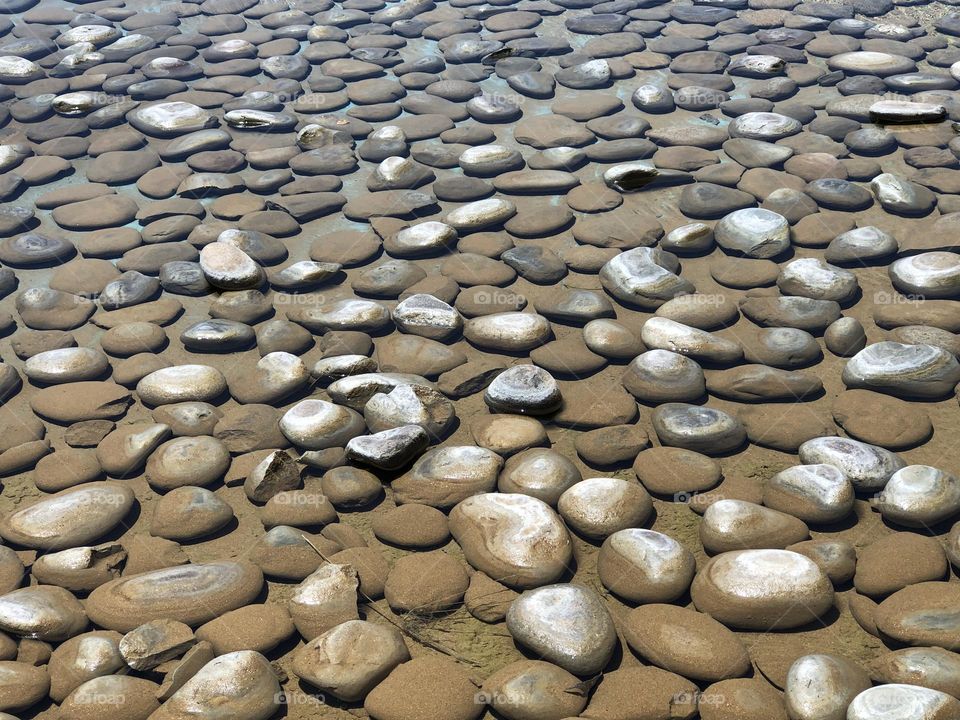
[715,208,790,258]
[145,436,231,490]
[799,436,905,492]
[151,487,234,541]
[847,685,960,720]
[785,654,871,720]
[874,465,960,528]
[449,493,572,589]
[479,660,588,720]
[136,365,227,406]
[652,403,746,455]
[598,529,695,603]
[832,390,932,449]
[843,342,960,399]
[292,620,408,702]
[0,482,134,550]
[623,603,751,682]
[691,549,835,630]
[279,399,365,450]
[150,651,280,720]
[763,464,855,524]
[557,477,652,540]
[86,561,264,632]
[506,583,616,675]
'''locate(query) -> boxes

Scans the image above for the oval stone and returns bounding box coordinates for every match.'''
[449,493,572,589]
[86,561,264,632]
[0,482,134,550]
[691,549,834,630]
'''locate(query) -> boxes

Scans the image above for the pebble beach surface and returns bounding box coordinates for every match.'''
[1,0,960,717]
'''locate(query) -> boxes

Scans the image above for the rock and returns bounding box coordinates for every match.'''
[0,661,49,713]
[599,247,694,309]
[96,423,171,477]
[48,631,125,703]
[856,533,947,598]
[633,447,721,497]
[832,390,932,449]
[464,571,518,623]
[384,551,469,614]
[598,528,695,603]
[146,436,230,490]
[715,208,790,258]
[584,319,644,360]
[60,675,160,720]
[622,350,705,403]
[825,317,868,357]
[293,620,408,702]
[874,465,960,527]
[151,487,234,541]
[86,561,263,632]
[484,365,562,415]
[136,365,227,406]
[32,543,126,593]
[697,678,788,720]
[244,451,301,504]
[498,448,581,505]
[471,415,547,457]
[691,549,834,630]
[364,383,455,438]
[623,603,750,682]
[199,242,264,290]
[480,660,588,720]
[279,399,365,450]
[0,482,134,549]
[558,477,652,540]
[260,490,337,529]
[701,500,809,553]
[150,651,280,720]
[506,583,616,675]
[345,426,429,471]
[574,425,648,466]
[788,539,857,586]
[847,685,960,720]
[868,647,960,698]
[582,666,698,720]
[195,604,294,656]
[641,317,742,365]
[364,655,484,720]
[652,403,746,455]
[119,619,195,671]
[739,295,841,333]
[450,493,572,588]
[465,312,551,352]
[0,585,87,641]
[784,654,871,720]
[763,464,855,524]
[799,436,905,492]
